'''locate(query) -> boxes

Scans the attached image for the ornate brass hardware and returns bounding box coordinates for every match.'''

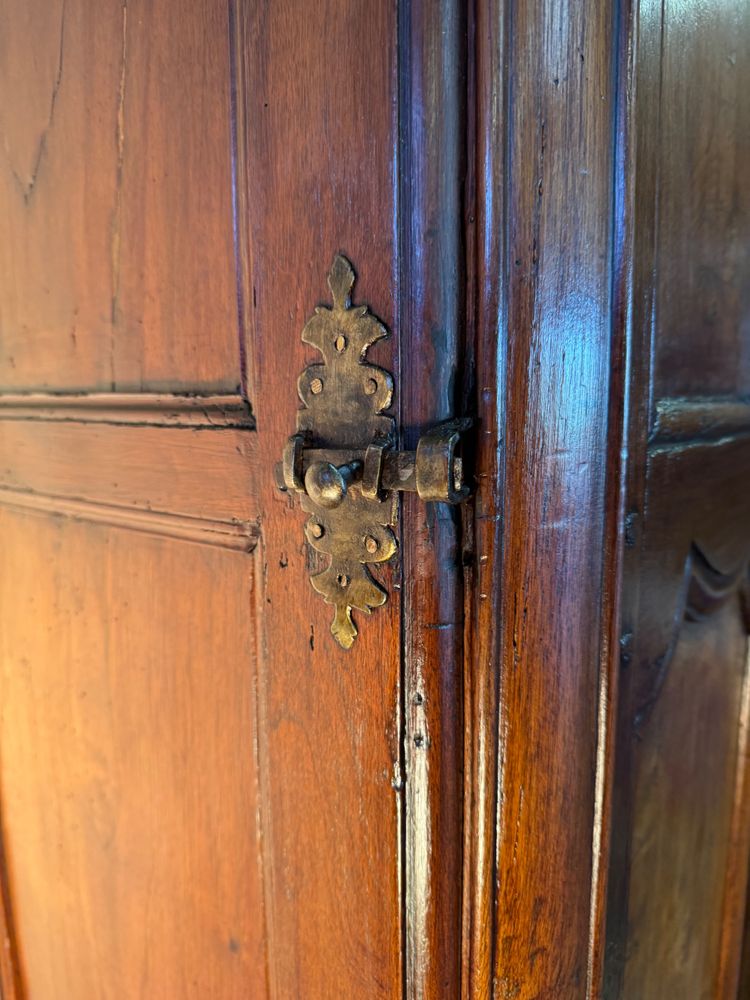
[277,254,472,649]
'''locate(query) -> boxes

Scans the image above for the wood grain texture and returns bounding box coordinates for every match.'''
[620,605,749,1000]
[603,0,750,992]
[605,437,750,999]
[0,488,257,553]
[462,0,506,993]
[650,0,750,401]
[0,420,258,526]
[474,0,619,996]
[398,1,465,996]
[0,511,267,998]
[236,2,404,996]
[0,394,254,428]
[0,0,240,392]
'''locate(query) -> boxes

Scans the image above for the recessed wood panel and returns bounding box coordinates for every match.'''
[0,510,266,997]
[0,0,240,392]
[652,0,750,401]
[621,604,749,999]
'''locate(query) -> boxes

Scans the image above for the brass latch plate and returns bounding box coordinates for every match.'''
[278,254,471,648]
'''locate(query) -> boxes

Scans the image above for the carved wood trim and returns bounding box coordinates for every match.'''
[651,397,750,445]
[0,393,254,428]
[634,543,750,729]
[0,487,259,552]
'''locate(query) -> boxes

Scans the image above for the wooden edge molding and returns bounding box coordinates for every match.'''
[0,393,255,428]
[634,543,750,730]
[0,487,259,553]
[651,396,750,445]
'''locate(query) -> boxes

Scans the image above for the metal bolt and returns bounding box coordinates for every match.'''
[310,377,324,394]
[309,522,324,539]
[364,535,379,554]
[364,378,378,395]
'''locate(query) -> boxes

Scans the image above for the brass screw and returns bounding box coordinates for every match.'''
[364,535,379,554]
[310,377,324,394]
[334,334,347,352]
[364,378,378,395]
[309,522,324,539]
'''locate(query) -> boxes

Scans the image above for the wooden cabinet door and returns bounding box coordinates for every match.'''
[0,1,748,999]
[0,0,465,996]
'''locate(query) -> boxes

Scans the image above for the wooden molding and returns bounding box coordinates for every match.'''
[651,397,750,446]
[0,393,255,428]
[0,487,258,552]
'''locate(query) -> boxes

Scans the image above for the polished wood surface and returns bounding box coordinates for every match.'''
[0,1,266,996]
[603,0,750,994]
[650,0,750,400]
[0,512,266,997]
[464,0,623,995]
[236,3,405,994]
[0,0,239,392]
[0,0,748,996]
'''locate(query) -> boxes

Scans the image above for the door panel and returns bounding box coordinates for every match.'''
[235,4,406,993]
[0,512,265,998]
[0,0,239,392]
[651,0,750,399]
[621,601,749,1000]
[603,0,750,993]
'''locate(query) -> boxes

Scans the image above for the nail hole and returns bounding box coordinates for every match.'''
[414,693,424,705]
[337,573,350,588]
[414,734,425,748]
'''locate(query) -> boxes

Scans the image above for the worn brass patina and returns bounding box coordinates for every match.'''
[278,254,471,649]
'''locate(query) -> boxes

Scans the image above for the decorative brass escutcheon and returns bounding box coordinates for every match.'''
[277,254,472,649]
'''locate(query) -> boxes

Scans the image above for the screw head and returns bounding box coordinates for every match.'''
[334,334,347,352]
[310,377,324,394]
[364,378,378,395]
[337,573,350,588]
[309,522,324,539]
[364,535,379,554]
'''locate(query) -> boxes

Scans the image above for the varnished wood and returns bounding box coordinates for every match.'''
[651,397,750,445]
[0,489,257,553]
[236,2,404,996]
[619,605,749,999]
[464,0,622,996]
[0,511,266,997]
[603,0,750,993]
[0,394,254,428]
[461,0,505,992]
[0,0,748,994]
[0,0,240,392]
[650,0,750,401]
[398,1,465,995]
[0,421,258,527]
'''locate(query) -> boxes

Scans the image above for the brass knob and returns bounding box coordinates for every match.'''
[304,460,362,509]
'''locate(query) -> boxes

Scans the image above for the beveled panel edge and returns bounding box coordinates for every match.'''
[0,486,259,552]
[651,396,750,446]
[0,393,255,428]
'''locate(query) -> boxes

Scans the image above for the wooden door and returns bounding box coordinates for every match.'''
[0,0,465,996]
[0,1,748,999]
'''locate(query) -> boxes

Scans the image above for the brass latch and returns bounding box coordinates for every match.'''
[277,255,472,649]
